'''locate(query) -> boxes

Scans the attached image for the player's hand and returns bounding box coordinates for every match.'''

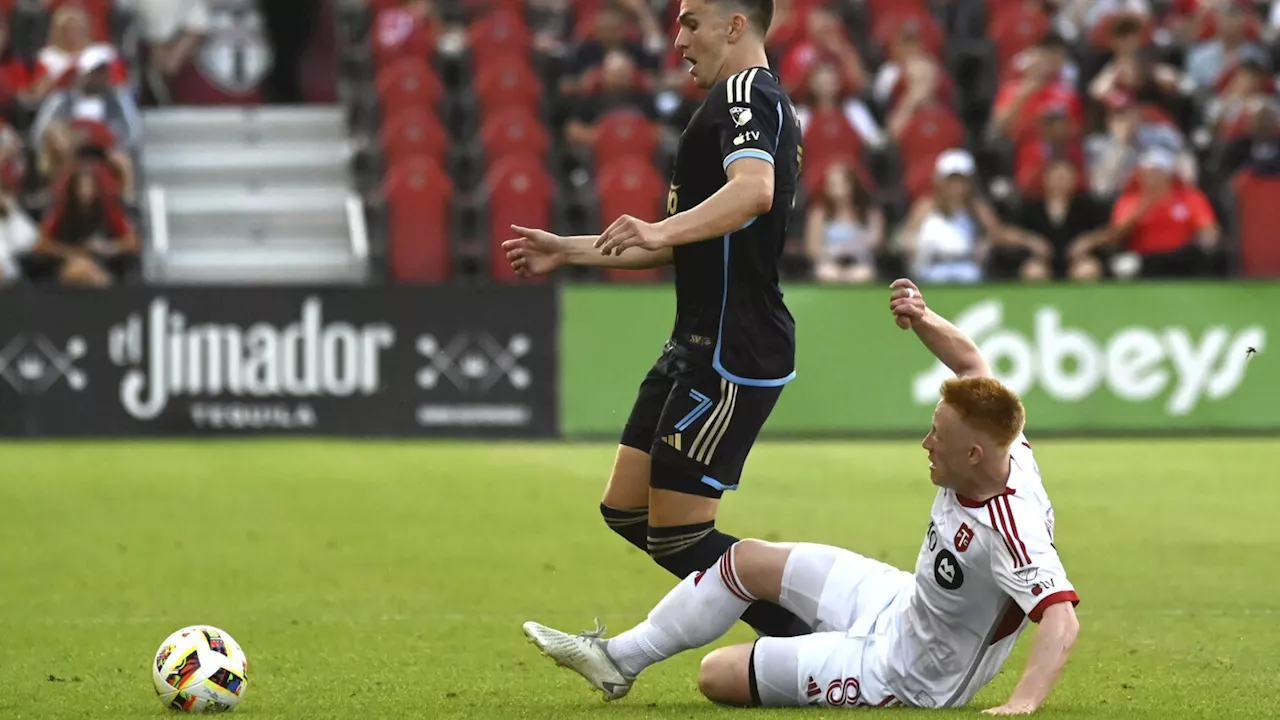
[889,278,927,330]
[982,702,1038,715]
[595,215,668,256]
[503,225,567,278]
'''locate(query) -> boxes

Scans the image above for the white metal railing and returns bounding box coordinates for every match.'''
[148,184,170,255]
[345,192,368,262]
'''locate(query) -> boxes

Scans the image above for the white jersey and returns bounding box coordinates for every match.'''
[877,434,1079,709]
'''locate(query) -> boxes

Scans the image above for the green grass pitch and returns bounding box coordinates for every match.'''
[1,438,1278,719]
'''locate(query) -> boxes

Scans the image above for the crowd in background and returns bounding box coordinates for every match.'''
[375,0,1280,284]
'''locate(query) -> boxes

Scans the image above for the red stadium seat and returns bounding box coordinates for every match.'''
[380,108,448,164]
[384,156,454,283]
[375,57,443,118]
[593,109,660,172]
[480,106,551,166]
[802,108,863,167]
[486,155,554,282]
[474,54,543,116]
[468,9,531,59]
[896,103,965,170]
[1233,171,1280,278]
[597,157,669,282]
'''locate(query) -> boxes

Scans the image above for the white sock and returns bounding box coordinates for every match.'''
[606,543,756,678]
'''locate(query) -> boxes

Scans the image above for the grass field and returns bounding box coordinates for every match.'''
[1,438,1278,719]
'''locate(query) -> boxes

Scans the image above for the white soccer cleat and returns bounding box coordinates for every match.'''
[522,620,634,701]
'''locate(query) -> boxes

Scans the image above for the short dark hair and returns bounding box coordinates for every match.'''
[719,0,773,36]
[1036,31,1068,52]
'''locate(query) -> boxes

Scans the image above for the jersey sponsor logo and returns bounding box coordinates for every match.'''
[926,521,939,552]
[954,523,974,552]
[1031,579,1055,596]
[667,184,679,215]
[729,106,753,127]
[733,130,760,146]
[805,676,822,698]
[934,548,964,590]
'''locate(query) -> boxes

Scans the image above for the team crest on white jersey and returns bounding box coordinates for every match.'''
[196,0,274,93]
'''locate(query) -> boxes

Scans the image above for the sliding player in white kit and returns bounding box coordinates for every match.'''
[523,278,1082,715]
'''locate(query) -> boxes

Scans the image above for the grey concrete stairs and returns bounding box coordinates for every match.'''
[141,105,368,284]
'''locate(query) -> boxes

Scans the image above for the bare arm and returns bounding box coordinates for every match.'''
[991,603,1080,713]
[655,157,773,247]
[560,234,673,269]
[889,278,992,378]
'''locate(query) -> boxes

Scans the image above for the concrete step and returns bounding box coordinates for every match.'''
[162,185,349,240]
[143,142,352,186]
[152,248,367,285]
[142,105,347,145]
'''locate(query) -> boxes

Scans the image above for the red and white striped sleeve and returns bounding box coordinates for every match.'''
[987,494,1079,623]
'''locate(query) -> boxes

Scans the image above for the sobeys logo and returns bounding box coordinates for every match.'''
[912,300,1265,415]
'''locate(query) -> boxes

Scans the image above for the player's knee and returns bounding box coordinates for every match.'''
[600,504,649,552]
[730,539,791,602]
[697,647,755,706]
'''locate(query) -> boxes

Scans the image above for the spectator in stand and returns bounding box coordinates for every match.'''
[560,0,662,96]
[35,5,127,99]
[886,55,947,142]
[804,162,884,284]
[901,150,1009,284]
[24,162,138,286]
[1054,0,1151,43]
[990,33,1082,149]
[777,6,867,99]
[1015,104,1085,195]
[1203,47,1274,141]
[1087,24,1187,125]
[528,0,573,59]
[1085,90,1196,199]
[564,48,654,151]
[126,0,211,100]
[873,20,946,115]
[0,187,37,284]
[0,14,36,123]
[1012,157,1109,280]
[1097,148,1220,278]
[796,62,884,151]
[1185,1,1261,92]
[32,47,143,202]
[1220,98,1280,177]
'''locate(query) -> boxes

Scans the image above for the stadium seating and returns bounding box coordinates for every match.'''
[384,155,454,283]
[339,0,1278,284]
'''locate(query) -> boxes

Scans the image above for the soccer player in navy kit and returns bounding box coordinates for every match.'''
[503,0,809,639]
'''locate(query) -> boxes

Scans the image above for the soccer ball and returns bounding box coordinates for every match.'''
[151,625,249,712]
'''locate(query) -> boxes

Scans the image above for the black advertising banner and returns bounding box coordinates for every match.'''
[0,285,558,437]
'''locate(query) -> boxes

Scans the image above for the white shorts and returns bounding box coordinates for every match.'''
[751,543,913,708]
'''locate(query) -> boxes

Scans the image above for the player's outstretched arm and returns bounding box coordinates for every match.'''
[503,225,673,278]
[592,158,774,256]
[888,278,992,378]
[982,602,1080,715]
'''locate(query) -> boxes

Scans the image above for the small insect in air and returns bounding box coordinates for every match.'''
[1246,346,1258,360]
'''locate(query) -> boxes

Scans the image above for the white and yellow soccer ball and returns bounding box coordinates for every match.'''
[152,625,249,712]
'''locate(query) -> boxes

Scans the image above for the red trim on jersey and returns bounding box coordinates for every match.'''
[1029,591,1080,622]
[990,599,1027,645]
[987,503,1021,566]
[999,496,1033,566]
[956,486,1016,508]
[719,547,754,603]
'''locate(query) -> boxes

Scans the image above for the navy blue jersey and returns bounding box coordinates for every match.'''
[664,66,801,385]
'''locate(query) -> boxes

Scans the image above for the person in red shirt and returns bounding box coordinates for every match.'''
[991,33,1082,148]
[25,161,137,286]
[1080,148,1220,277]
